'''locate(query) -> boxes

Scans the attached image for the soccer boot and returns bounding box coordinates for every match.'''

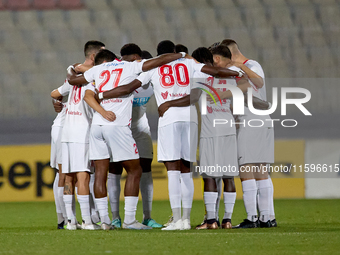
[207,220,219,229]
[221,219,232,229]
[123,220,152,230]
[162,219,183,231]
[101,223,115,230]
[142,218,163,228]
[181,219,191,230]
[232,219,258,229]
[259,220,272,228]
[76,222,82,229]
[195,218,208,230]
[164,215,173,227]
[82,220,101,230]
[66,220,77,230]
[271,219,278,227]
[57,221,65,229]
[111,218,122,228]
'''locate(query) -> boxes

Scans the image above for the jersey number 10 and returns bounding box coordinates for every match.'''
[159,64,189,88]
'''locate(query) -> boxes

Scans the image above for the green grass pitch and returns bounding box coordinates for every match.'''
[0,199,339,254]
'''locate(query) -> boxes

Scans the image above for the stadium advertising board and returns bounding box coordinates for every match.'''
[0,141,305,202]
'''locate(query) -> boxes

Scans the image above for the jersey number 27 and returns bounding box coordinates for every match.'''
[98,68,123,92]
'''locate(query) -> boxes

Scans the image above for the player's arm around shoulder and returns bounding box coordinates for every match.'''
[68,64,92,86]
[84,89,116,122]
[141,52,185,72]
[232,61,264,88]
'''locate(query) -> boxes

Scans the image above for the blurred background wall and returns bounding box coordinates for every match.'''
[0,0,339,144]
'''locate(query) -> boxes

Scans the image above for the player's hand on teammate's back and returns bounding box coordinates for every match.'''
[101,111,116,122]
[52,98,63,113]
[158,102,170,117]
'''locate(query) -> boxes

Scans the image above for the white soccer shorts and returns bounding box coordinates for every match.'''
[199,135,239,177]
[157,121,198,162]
[61,142,92,173]
[237,126,274,165]
[131,123,153,159]
[90,125,139,162]
[50,126,63,170]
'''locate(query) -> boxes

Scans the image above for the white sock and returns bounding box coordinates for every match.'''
[140,172,153,220]
[268,175,275,220]
[215,178,222,220]
[78,195,92,225]
[53,173,63,223]
[95,197,111,225]
[89,174,99,223]
[242,179,258,222]
[124,196,139,224]
[167,171,181,222]
[256,179,271,222]
[181,173,194,221]
[223,192,236,220]
[57,187,67,221]
[73,188,77,217]
[108,173,121,220]
[63,195,76,224]
[204,192,218,220]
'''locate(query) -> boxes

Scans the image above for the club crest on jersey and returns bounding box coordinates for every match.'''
[207,106,213,114]
[161,91,169,99]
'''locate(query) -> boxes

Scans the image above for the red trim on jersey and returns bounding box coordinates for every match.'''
[243,59,249,64]
[115,58,121,62]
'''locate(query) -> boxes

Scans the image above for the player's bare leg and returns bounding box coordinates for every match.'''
[222,178,236,229]
[233,164,258,228]
[162,160,183,230]
[93,158,113,229]
[108,162,123,228]
[254,164,272,227]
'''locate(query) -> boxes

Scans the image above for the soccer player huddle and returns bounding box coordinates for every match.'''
[50,39,276,231]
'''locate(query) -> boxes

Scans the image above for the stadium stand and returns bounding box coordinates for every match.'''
[0,0,339,142]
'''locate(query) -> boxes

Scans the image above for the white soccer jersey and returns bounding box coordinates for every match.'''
[60,82,95,143]
[83,59,145,127]
[195,73,237,138]
[244,59,266,101]
[241,59,271,126]
[131,82,153,129]
[137,58,205,127]
[52,79,69,128]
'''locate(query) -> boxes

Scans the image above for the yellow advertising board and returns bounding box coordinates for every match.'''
[0,144,55,202]
[0,140,305,202]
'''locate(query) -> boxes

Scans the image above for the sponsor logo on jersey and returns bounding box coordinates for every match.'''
[133,97,151,107]
[161,91,168,99]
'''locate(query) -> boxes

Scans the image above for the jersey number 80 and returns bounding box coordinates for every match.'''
[159,64,189,88]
